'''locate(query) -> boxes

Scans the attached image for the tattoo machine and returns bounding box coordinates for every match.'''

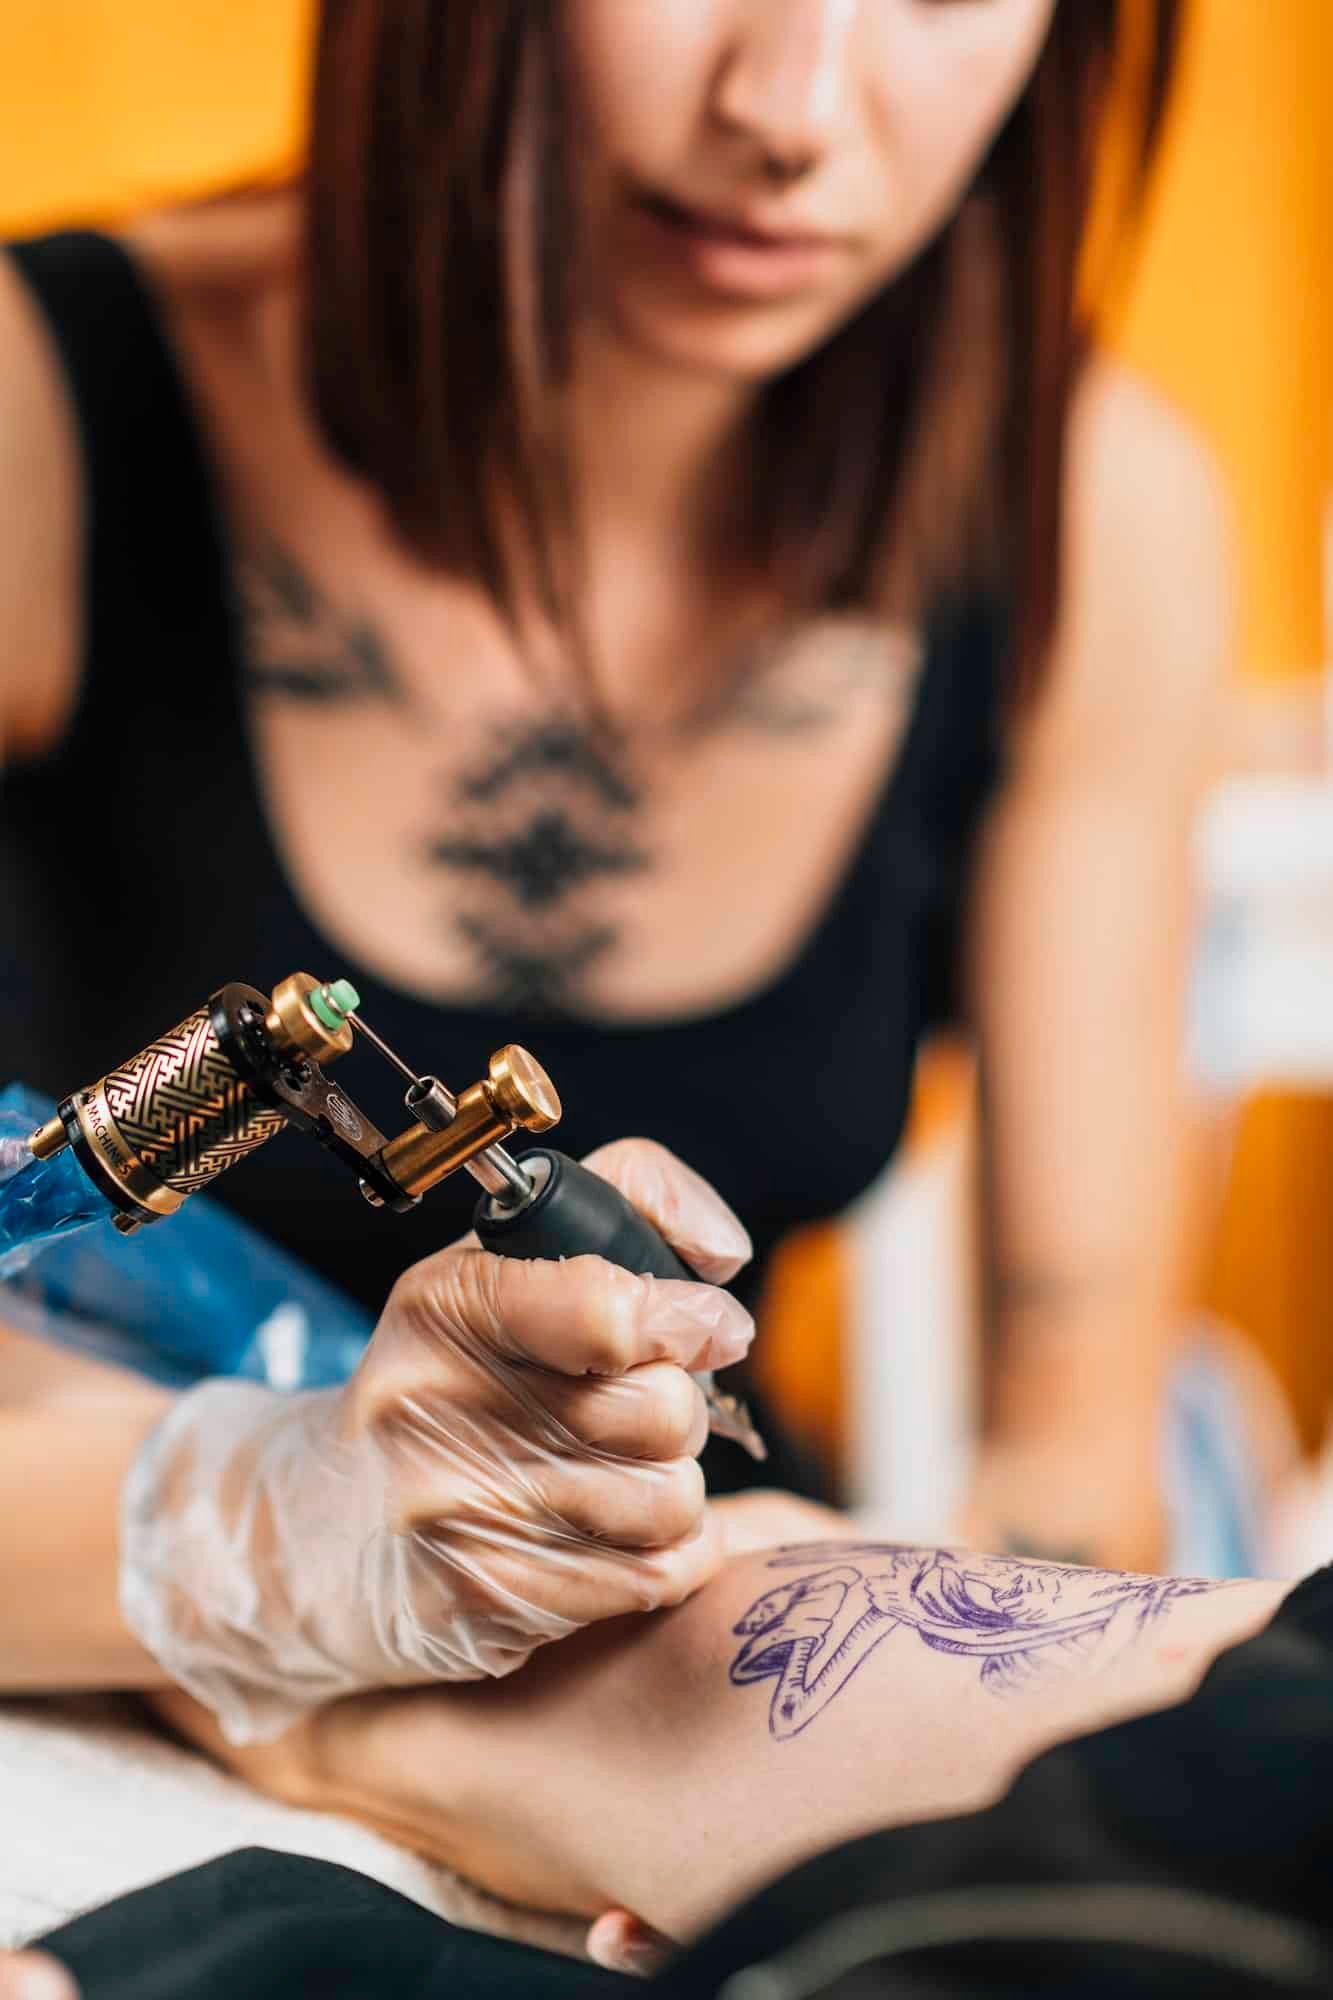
[20,971,766,1458]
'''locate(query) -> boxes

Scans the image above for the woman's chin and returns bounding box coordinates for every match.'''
[600,285,848,386]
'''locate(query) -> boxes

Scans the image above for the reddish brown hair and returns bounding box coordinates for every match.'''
[306,1,1181,703]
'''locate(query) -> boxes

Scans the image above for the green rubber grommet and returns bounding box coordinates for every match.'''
[311,978,360,1029]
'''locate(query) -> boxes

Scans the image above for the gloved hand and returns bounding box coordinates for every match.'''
[120,1140,753,1744]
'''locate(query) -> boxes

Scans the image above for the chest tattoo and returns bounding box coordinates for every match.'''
[239,542,920,1016]
[456,719,641,810]
[430,720,649,1015]
[427,806,650,910]
[454,914,620,1015]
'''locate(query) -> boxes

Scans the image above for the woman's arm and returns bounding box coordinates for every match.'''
[0,251,81,760]
[963,361,1234,1569]
[190,1534,1283,1944]
[0,1322,173,1687]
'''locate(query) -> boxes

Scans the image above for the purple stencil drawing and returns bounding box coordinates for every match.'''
[729,1544,1225,1740]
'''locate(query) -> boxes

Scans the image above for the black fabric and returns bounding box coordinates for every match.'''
[40,1848,628,2000]
[0,230,1004,1493]
[34,1571,1333,1999]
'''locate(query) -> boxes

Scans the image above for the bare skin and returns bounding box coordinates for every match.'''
[0,1956,78,2000]
[156,1523,1285,1949]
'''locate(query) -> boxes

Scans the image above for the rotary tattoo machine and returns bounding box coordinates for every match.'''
[14,971,766,1457]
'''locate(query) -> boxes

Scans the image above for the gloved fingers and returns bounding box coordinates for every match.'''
[578,1137,752,1284]
[359,1341,709,1465]
[397,1446,706,1550]
[385,1247,754,1384]
[525,1449,707,1549]
[537,1361,710,1461]
[554,1501,728,1614]
[408,1500,728,1631]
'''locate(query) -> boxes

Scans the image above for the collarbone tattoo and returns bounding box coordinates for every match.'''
[239,542,415,710]
[682,616,922,739]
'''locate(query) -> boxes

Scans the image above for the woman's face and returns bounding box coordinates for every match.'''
[564,0,1056,379]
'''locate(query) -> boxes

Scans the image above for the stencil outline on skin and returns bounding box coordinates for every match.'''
[729,1543,1231,1740]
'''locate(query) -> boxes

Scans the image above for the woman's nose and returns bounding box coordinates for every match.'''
[709,0,862,184]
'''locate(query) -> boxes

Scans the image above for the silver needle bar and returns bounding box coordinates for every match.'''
[346,1009,532,1207]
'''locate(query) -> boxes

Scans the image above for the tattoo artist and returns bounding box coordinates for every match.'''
[0,0,1221,1766]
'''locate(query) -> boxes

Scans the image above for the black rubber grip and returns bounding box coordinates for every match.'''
[473,1148,696,1281]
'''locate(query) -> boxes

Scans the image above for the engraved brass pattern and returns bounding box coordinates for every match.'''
[87,1006,287,1206]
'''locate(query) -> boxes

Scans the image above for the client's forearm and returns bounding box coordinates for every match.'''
[322,1541,1285,1938]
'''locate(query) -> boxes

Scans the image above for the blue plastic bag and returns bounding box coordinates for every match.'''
[0,1083,373,1389]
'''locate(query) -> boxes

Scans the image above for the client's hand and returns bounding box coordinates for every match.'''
[0,1954,78,2000]
[154,1528,1286,1963]
[123,1140,754,1745]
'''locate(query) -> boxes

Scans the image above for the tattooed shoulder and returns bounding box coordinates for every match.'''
[729,1543,1237,1740]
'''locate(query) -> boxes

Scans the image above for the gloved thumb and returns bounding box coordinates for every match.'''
[577,1138,752,1284]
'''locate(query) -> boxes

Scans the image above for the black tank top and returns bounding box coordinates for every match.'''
[0,231,1005,1328]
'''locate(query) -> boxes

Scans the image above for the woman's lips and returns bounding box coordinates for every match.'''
[630,190,850,301]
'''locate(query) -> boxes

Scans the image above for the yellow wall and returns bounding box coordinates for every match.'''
[1109,0,1332,683]
[0,1,312,234]
[1,1,1330,1451]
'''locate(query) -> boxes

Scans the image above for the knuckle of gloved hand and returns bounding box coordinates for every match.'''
[389,1247,494,1345]
[623,1525,712,1614]
[341,1348,399,1440]
[633,1454,707,1548]
[351,1339,473,1445]
[579,1138,684,1238]
[582,1134,672,1184]
[631,1363,707,1459]
[570,1261,654,1376]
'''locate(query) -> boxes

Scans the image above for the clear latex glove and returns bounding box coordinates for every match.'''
[120,1140,753,1744]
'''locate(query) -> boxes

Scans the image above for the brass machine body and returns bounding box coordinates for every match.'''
[29,973,559,1234]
